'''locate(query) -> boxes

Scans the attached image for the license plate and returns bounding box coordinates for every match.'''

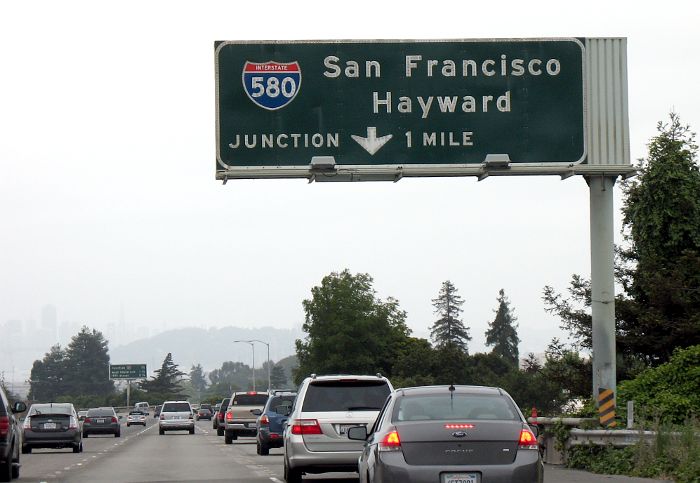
[44,422,56,430]
[96,419,105,424]
[442,473,480,483]
[337,424,362,435]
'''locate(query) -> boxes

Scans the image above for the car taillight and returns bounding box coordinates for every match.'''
[225,411,233,422]
[84,417,92,424]
[218,412,225,421]
[378,429,401,452]
[291,419,322,435]
[69,416,78,430]
[518,428,538,450]
[111,416,118,424]
[260,415,269,426]
[0,416,9,438]
[23,417,31,429]
[444,423,475,429]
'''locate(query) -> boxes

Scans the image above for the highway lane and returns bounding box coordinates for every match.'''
[17,419,669,482]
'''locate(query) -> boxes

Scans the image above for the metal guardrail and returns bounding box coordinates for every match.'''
[568,428,657,447]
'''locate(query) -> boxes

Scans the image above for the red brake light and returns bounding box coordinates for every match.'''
[445,423,475,429]
[226,411,233,422]
[518,428,538,450]
[379,430,401,452]
[260,415,269,425]
[247,391,257,395]
[291,419,322,435]
[0,416,9,438]
[111,417,118,424]
[84,417,92,424]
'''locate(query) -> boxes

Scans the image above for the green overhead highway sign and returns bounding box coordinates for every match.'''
[109,364,147,380]
[215,38,586,180]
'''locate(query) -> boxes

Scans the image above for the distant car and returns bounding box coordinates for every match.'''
[256,391,296,455]
[82,407,121,437]
[348,385,544,483]
[22,402,83,454]
[159,401,194,435]
[0,383,26,481]
[134,402,150,416]
[283,374,393,482]
[224,391,269,444]
[153,405,162,418]
[213,398,230,436]
[126,410,147,427]
[196,407,212,421]
[77,410,88,422]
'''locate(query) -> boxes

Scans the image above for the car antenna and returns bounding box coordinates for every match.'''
[449,383,455,411]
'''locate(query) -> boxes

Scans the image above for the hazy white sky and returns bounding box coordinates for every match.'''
[1,0,698,358]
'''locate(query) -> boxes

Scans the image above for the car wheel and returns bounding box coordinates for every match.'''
[0,453,11,482]
[189,428,195,434]
[127,423,130,427]
[11,459,20,480]
[115,430,121,438]
[72,442,82,453]
[21,445,31,454]
[217,427,224,436]
[83,432,88,438]
[284,459,302,483]
[224,432,233,444]
[258,442,269,456]
[159,428,165,435]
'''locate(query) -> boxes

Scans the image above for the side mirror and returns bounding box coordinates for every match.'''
[250,409,262,416]
[12,402,27,413]
[528,424,539,438]
[347,426,368,441]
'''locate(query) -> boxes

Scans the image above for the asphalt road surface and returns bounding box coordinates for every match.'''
[16,419,670,482]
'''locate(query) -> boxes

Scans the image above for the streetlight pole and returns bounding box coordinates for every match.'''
[250,340,270,392]
[233,340,255,392]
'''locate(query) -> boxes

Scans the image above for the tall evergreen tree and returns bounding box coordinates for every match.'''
[270,365,287,389]
[140,353,187,400]
[189,364,207,401]
[63,326,114,397]
[295,270,410,383]
[28,345,66,401]
[430,280,471,352]
[485,289,520,366]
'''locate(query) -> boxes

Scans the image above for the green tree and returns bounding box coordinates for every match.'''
[391,337,437,388]
[189,364,207,401]
[140,353,187,401]
[430,280,471,352]
[270,365,288,389]
[617,113,700,364]
[28,344,66,401]
[208,361,249,394]
[62,326,114,398]
[295,270,410,383]
[485,289,520,366]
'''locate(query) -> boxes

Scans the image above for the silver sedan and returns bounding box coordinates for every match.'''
[348,385,544,483]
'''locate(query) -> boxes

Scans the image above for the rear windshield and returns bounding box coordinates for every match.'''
[394,394,520,422]
[302,380,390,412]
[162,402,191,412]
[29,404,73,416]
[87,408,115,417]
[232,394,269,406]
[268,395,296,412]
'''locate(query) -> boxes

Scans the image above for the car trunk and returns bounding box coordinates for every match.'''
[30,414,71,432]
[302,410,378,452]
[397,420,521,465]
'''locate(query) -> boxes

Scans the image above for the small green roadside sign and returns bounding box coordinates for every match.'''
[109,364,147,380]
[215,38,586,178]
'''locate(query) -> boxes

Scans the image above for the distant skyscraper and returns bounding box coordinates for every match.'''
[41,305,58,341]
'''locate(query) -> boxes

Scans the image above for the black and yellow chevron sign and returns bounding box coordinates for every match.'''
[598,388,617,428]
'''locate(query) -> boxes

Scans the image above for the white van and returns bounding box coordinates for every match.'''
[134,402,150,415]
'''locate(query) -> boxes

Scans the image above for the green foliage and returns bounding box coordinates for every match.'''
[270,365,288,389]
[566,421,700,482]
[618,344,700,424]
[139,352,188,401]
[430,280,471,352]
[28,327,114,402]
[484,289,520,366]
[189,364,207,401]
[295,270,410,383]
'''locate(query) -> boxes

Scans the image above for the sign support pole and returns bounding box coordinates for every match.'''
[126,380,131,409]
[587,175,617,408]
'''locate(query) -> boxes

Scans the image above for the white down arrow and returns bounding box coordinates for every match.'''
[351,127,393,155]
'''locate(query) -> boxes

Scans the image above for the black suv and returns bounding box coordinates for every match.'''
[0,385,26,481]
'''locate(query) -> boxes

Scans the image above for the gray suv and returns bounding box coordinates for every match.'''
[0,386,26,481]
[283,374,393,482]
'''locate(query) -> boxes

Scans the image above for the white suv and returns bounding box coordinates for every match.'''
[283,374,393,482]
[158,401,194,435]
